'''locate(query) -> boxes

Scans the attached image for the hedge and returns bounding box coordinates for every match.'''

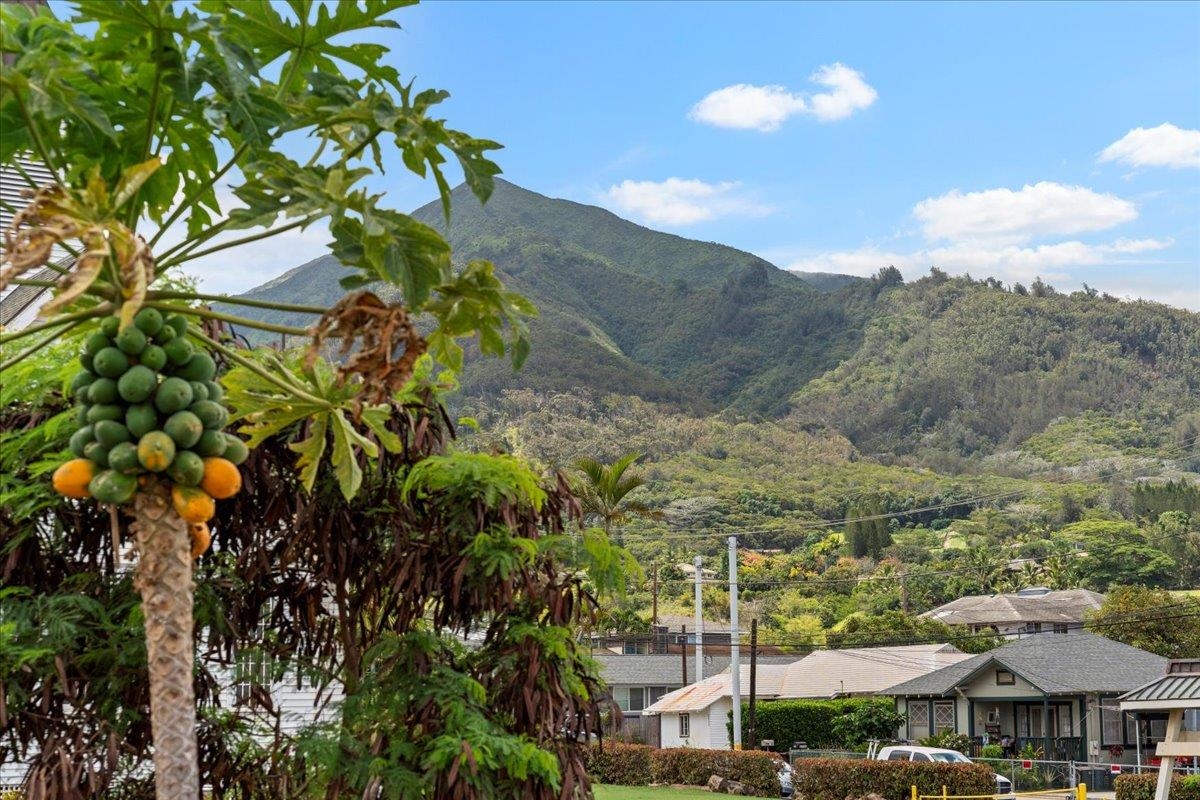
[793,757,997,800]
[652,748,779,796]
[745,697,897,750]
[584,743,779,797]
[1115,773,1200,800]
[582,741,652,785]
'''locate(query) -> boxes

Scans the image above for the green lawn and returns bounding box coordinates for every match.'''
[593,786,719,800]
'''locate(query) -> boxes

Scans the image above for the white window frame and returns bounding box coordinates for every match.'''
[933,701,956,734]
[679,713,690,738]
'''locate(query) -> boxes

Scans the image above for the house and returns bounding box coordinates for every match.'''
[591,614,743,655]
[921,587,1105,638]
[1,156,59,331]
[885,632,1168,763]
[642,644,970,750]
[595,653,796,743]
[1119,659,1200,800]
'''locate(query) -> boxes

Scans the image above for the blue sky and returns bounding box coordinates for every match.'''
[194,1,1200,309]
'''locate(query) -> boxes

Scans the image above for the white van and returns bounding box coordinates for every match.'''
[875,746,1013,796]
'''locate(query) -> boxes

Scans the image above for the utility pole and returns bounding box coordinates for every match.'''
[729,535,742,750]
[900,572,909,614]
[651,564,659,628]
[748,618,758,749]
[694,555,703,683]
[681,624,688,685]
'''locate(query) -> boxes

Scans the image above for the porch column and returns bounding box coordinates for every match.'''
[1043,695,1051,760]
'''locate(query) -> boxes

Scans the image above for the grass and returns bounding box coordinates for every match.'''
[593,786,721,800]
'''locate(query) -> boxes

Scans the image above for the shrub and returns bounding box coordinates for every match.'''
[793,757,996,800]
[919,731,972,753]
[584,743,779,796]
[741,697,898,751]
[583,741,652,785]
[652,747,779,796]
[1115,773,1200,800]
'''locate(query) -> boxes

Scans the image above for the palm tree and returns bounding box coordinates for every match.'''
[574,452,659,544]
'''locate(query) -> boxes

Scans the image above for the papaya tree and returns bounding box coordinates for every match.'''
[1,2,613,798]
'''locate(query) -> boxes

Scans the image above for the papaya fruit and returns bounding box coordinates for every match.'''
[108,442,142,475]
[88,378,119,404]
[69,425,94,458]
[53,458,96,498]
[115,326,147,355]
[84,332,111,356]
[125,403,159,437]
[86,404,124,424]
[204,380,224,402]
[93,419,131,449]
[118,365,158,403]
[140,344,167,371]
[154,377,193,414]
[90,470,137,504]
[165,314,188,339]
[194,429,228,457]
[171,484,214,523]
[84,441,110,468]
[222,434,249,465]
[137,431,176,472]
[100,316,120,338]
[92,347,129,378]
[154,325,176,344]
[189,400,227,430]
[177,352,216,382]
[167,450,205,487]
[70,371,96,393]
[134,307,163,336]
[190,522,211,559]
[189,381,210,402]
[200,457,241,499]
[164,411,203,448]
[79,352,93,371]
[74,405,90,426]
[163,336,193,366]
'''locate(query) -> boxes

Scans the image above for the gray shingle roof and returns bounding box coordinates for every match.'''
[883,632,1167,697]
[595,653,798,686]
[921,588,1105,626]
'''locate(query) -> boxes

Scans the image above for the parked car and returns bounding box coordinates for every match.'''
[875,745,1013,796]
[776,759,794,798]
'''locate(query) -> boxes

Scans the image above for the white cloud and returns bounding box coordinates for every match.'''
[1099,123,1200,169]
[913,182,1138,244]
[689,63,876,132]
[807,63,880,122]
[786,238,1173,285]
[605,178,773,226]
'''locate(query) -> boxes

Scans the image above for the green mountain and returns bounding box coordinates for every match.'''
[228,180,1200,447]
[229,179,877,415]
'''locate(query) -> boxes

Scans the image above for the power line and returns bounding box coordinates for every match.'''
[615,433,1200,545]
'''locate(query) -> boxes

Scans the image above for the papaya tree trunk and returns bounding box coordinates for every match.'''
[132,483,199,798]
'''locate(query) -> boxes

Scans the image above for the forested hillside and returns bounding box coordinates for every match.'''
[225,179,1200,651]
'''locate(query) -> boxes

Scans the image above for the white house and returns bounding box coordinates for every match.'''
[921,587,1105,638]
[642,644,971,750]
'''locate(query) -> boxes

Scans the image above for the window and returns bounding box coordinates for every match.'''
[649,686,669,705]
[234,610,272,704]
[996,669,1016,685]
[913,752,932,762]
[679,713,690,738]
[909,702,930,740]
[934,701,956,734]
[888,750,910,761]
[628,687,646,712]
[1101,706,1123,745]
[1053,623,1069,634]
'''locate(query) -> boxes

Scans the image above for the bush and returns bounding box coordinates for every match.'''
[919,731,972,753]
[584,743,779,796]
[793,757,996,800]
[1115,773,1200,800]
[743,697,898,750]
[583,741,652,785]
[653,748,779,796]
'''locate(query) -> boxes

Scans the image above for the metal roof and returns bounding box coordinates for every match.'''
[884,632,1167,697]
[642,644,969,715]
[1119,660,1200,710]
[595,653,796,687]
